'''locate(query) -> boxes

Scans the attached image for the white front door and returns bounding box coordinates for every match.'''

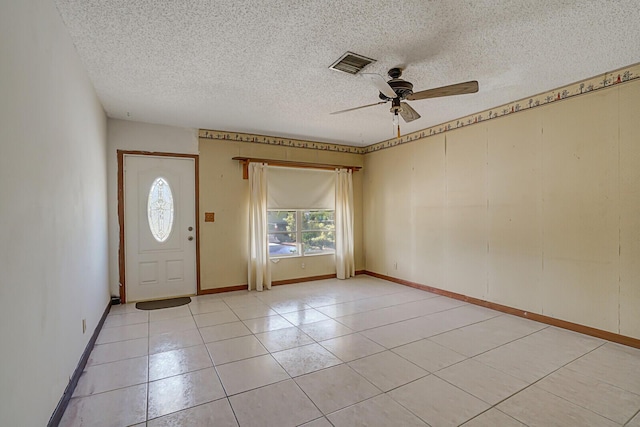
[124,155,197,302]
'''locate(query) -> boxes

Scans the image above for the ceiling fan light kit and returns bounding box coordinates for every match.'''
[332,66,479,137]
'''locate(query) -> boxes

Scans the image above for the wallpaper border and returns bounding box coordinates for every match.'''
[198,129,362,154]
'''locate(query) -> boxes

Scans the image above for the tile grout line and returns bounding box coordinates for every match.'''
[330,302,472,333]
[461,407,531,427]
[341,309,507,350]
[424,322,551,361]
[625,408,640,426]
[456,341,613,425]
[215,297,246,427]
[511,341,638,425]
[278,286,439,317]
[193,298,244,427]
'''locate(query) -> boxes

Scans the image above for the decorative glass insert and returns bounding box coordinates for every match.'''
[147,177,174,242]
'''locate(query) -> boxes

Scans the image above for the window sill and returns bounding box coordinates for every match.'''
[270,252,335,261]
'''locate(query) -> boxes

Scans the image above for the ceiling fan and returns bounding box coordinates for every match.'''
[331,68,479,136]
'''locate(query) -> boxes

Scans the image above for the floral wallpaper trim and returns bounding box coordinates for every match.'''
[198,129,363,154]
[199,62,639,155]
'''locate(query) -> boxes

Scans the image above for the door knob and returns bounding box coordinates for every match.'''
[188,236,193,241]
[188,226,193,231]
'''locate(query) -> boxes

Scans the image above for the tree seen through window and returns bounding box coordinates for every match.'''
[268,210,335,257]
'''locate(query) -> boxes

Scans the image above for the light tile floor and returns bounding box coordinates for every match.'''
[60,276,640,426]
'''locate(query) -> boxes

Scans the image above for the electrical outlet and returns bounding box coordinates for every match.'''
[394,262,398,270]
[301,263,305,269]
[82,319,87,334]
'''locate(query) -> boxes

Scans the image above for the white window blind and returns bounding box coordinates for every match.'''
[267,167,335,209]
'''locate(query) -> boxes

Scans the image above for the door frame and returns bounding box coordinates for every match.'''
[117,150,201,303]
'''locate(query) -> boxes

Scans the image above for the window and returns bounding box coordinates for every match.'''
[268,210,335,257]
[268,210,298,256]
[302,210,336,255]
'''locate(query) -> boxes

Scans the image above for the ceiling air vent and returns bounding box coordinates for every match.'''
[329,52,376,75]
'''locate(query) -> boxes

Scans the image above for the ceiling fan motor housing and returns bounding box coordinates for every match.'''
[379,79,414,101]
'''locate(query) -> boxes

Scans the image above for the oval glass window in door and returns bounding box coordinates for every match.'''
[147,177,174,242]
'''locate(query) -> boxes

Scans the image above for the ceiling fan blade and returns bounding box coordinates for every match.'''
[330,101,387,115]
[407,80,479,101]
[399,102,421,123]
[361,73,397,99]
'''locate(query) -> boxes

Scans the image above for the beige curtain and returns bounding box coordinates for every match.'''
[335,169,355,279]
[248,163,271,291]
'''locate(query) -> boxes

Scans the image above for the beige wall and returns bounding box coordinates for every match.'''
[199,138,364,290]
[363,79,640,339]
[1,0,109,424]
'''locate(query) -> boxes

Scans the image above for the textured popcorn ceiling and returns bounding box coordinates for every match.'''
[54,0,640,146]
